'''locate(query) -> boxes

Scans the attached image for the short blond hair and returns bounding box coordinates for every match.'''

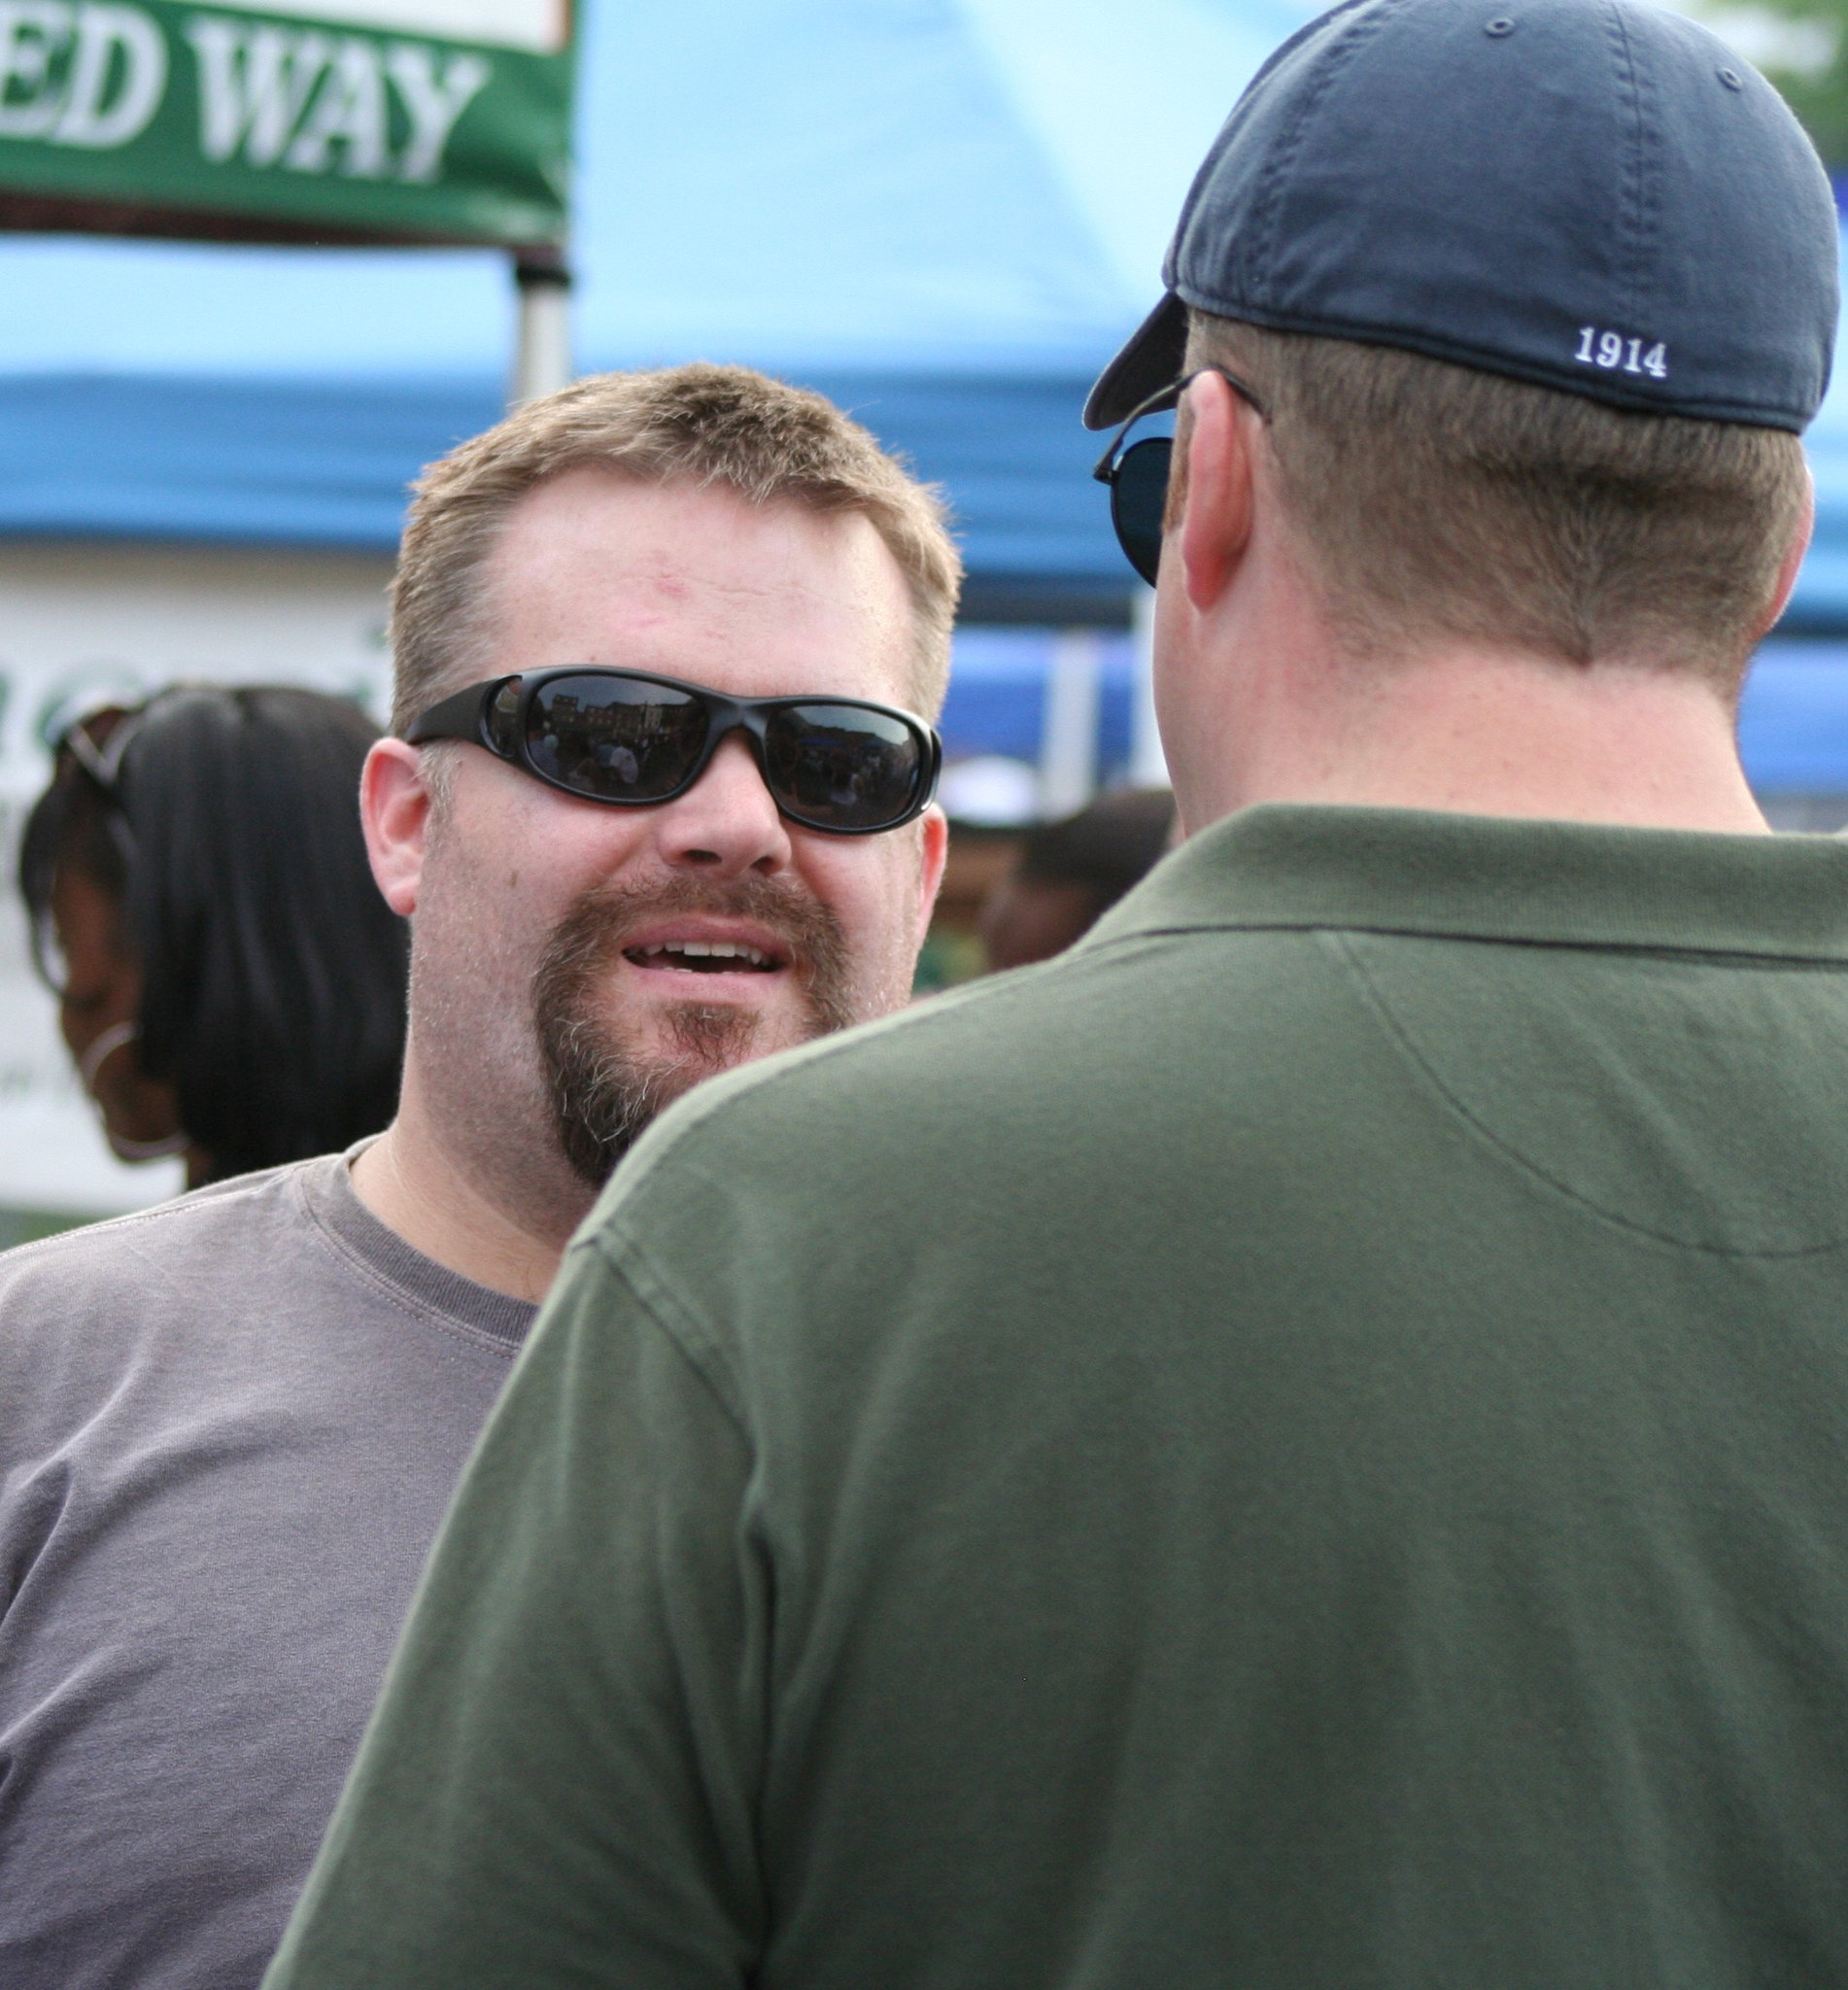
[1185,315,1808,689]
[390,363,962,733]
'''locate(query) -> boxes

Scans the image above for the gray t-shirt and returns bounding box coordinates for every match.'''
[0,1150,534,1989]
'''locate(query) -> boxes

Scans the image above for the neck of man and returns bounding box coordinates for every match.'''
[350,1048,594,1304]
[1164,556,1769,839]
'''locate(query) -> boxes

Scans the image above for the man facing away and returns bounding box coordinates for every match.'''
[0,364,956,1988]
[267,3,1848,1984]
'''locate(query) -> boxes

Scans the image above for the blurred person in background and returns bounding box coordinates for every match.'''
[17,684,408,1188]
[0,364,955,1990]
[977,784,1174,970]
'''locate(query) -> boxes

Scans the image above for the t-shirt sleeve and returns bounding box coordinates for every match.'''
[261,1233,767,1990]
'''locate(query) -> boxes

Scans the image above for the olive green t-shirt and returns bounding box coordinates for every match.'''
[267,806,1848,1989]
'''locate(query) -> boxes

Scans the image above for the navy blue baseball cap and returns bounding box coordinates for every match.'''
[1084,0,1840,433]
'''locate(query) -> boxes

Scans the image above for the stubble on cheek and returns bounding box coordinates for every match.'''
[403,812,562,1166]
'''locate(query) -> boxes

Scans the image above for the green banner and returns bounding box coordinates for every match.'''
[0,0,570,246]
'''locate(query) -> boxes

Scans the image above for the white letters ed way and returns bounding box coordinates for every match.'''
[186,17,487,182]
[0,0,497,178]
[0,2,165,147]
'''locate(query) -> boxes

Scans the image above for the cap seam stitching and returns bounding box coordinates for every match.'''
[1603,0,1648,329]
[1242,0,1393,313]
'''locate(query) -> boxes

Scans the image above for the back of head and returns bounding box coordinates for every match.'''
[1182,318,1808,686]
[118,685,407,1179]
[1087,0,1839,685]
[390,362,963,735]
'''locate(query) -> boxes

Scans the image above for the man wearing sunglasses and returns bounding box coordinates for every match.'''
[268,2,1848,1985]
[0,364,955,1990]
[347,368,951,1295]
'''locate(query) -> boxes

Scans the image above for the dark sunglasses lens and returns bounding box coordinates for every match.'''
[527,673,707,801]
[764,705,926,830]
[1111,435,1172,586]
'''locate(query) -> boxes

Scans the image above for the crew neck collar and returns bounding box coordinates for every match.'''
[1086,805,1848,963]
[293,1147,536,1351]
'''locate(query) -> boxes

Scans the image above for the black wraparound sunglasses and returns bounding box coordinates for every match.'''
[1091,367,1269,586]
[407,667,943,836]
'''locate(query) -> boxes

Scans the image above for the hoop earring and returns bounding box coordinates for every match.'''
[78,1020,191,1161]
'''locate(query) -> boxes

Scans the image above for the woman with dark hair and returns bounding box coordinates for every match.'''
[18,683,408,1188]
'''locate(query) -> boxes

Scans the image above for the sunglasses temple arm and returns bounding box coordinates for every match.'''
[404,678,499,746]
[1092,432,1124,485]
[1093,372,1197,487]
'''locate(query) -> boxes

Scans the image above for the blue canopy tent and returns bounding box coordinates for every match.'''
[0,0,1845,797]
[0,0,1311,596]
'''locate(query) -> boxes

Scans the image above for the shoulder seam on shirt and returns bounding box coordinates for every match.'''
[582,1224,749,1433]
[0,1166,295,1279]
[1327,928,1848,1261]
[0,1167,523,1362]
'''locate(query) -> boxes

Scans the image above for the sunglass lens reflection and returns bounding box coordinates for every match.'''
[523,673,926,831]
[528,674,707,800]
[765,705,923,830]
[1112,435,1173,586]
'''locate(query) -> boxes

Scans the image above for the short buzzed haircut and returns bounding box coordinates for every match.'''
[390,363,963,735]
[1185,314,1809,690]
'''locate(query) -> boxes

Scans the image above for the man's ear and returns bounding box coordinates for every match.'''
[1176,370,1257,612]
[360,738,434,918]
[914,803,950,946]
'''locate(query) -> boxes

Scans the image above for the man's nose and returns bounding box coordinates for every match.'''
[651,729,793,875]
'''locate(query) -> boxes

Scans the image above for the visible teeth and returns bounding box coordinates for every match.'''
[636,941,771,967]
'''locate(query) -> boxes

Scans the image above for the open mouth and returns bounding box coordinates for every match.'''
[623,940,782,975]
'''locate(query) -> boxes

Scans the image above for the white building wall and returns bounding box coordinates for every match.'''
[0,539,395,1216]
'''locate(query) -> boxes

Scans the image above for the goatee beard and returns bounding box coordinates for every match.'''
[532,873,854,1188]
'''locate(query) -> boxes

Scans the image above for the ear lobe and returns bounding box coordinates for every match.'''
[360,738,434,918]
[1176,371,1256,612]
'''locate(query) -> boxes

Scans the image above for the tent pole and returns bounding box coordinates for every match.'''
[509,248,573,409]
[1040,628,1102,818]
[1127,584,1168,786]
